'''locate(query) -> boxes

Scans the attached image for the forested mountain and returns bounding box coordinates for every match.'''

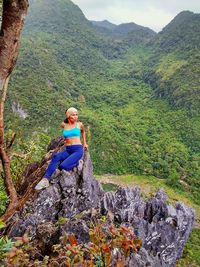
[5,0,200,206]
[24,0,110,70]
[144,11,200,113]
[91,20,117,31]
[149,11,200,52]
[91,20,155,36]
[91,20,156,47]
[113,22,155,36]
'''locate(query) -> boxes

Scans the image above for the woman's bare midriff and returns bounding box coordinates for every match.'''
[65,137,82,146]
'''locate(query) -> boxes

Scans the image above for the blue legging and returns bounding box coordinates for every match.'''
[44,144,83,180]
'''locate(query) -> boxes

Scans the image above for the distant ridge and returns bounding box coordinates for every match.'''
[91,20,117,30]
[91,20,156,37]
[114,22,155,36]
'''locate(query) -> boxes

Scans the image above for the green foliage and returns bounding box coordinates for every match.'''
[0,179,8,216]
[0,236,15,264]
[177,229,200,267]
[7,132,51,190]
[166,169,181,189]
[0,220,5,230]
[1,235,31,267]
[0,236,15,253]
[102,183,118,192]
[0,132,50,215]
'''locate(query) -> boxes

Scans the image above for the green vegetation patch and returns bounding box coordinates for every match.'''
[155,53,187,82]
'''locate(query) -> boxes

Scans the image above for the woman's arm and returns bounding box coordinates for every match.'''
[80,122,88,150]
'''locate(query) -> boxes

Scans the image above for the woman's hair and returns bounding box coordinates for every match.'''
[64,117,69,123]
[64,109,69,123]
[64,107,78,123]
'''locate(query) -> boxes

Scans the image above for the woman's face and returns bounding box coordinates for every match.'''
[68,111,78,122]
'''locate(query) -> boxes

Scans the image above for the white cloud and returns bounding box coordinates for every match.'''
[72,0,200,31]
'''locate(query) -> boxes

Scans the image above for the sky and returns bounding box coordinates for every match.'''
[72,0,200,32]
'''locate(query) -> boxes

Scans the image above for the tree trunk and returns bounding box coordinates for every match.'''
[0,0,29,218]
[0,76,17,202]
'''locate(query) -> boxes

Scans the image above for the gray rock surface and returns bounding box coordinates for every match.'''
[101,188,194,266]
[8,144,195,267]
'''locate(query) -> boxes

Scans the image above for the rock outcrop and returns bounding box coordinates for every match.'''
[7,140,195,267]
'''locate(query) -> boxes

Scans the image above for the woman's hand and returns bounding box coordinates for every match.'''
[84,143,88,150]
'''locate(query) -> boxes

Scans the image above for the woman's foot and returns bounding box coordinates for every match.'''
[35,178,50,190]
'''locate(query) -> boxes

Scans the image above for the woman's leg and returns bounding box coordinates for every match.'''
[59,147,83,171]
[44,150,70,179]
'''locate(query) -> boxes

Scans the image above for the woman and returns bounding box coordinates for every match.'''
[35,107,88,190]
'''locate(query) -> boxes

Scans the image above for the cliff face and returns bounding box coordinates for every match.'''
[8,139,195,266]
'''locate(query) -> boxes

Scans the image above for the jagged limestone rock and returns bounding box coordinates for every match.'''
[101,187,194,266]
[8,140,195,267]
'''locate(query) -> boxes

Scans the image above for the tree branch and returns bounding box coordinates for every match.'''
[0,0,29,220]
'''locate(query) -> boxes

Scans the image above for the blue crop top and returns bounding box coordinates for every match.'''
[63,122,81,138]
